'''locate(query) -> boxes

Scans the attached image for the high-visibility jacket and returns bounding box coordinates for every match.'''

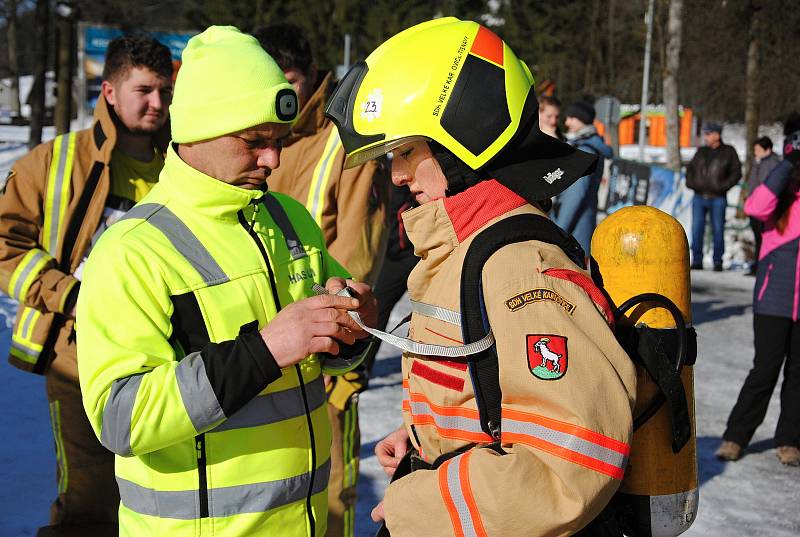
[78,145,349,537]
[384,180,637,536]
[0,96,169,377]
[267,72,390,286]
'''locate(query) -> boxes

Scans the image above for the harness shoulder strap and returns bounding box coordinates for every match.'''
[460,213,585,439]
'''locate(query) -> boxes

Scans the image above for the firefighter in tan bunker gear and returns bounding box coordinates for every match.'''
[326,18,637,536]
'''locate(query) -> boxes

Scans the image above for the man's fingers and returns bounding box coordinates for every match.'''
[309,293,360,310]
[308,336,339,356]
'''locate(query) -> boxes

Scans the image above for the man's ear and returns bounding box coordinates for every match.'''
[101,79,116,106]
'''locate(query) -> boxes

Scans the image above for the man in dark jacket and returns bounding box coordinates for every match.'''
[745,136,781,274]
[686,122,742,271]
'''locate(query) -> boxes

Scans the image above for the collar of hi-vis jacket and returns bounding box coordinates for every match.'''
[402,179,530,296]
[285,72,333,145]
[160,144,264,218]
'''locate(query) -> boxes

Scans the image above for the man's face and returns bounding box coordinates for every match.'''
[102,66,172,134]
[283,65,317,110]
[390,140,448,205]
[564,115,583,133]
[703,131,721,147]
[539,105,560,132]
[754,144,770,160]
[183,122,291,189]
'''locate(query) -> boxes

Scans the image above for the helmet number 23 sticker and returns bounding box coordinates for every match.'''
[360,89,383,122]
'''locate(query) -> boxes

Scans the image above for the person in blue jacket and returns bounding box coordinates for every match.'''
[554,100,613,258]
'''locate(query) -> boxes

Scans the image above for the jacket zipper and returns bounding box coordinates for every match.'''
[196,433,209,518]
[757,263,773,302]
[238,209,317,535]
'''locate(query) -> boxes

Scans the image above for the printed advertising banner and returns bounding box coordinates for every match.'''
[77,24,196,126]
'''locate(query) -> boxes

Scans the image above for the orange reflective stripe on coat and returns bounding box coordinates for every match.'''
[407,388,493,444]
[502,408,630,480]
[438,451,488,537]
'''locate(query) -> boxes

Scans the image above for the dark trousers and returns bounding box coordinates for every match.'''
[723,314,800,447]
[691,194,727,266]
[42,366,119,536]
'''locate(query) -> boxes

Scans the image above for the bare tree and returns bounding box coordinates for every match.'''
[28,0,48,149]
[6,0,21,117]
[663,0,683,172]
[743,1,763,182]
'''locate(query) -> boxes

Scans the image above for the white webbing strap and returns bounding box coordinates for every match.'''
[312,284,494,357]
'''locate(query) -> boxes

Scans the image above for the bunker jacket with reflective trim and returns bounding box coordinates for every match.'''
[78,145,350,537]
[0,96,169,376]
[383,179,637,537]
[267,72,390,286]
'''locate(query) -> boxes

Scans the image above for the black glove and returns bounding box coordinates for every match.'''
[784,130,800,165]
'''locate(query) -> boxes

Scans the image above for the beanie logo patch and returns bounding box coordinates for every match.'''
[276,89,298,121]
[360,88,383,122]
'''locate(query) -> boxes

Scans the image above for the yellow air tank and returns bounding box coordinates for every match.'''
[592,205,698,537]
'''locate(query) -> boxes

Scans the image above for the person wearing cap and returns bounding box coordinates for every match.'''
[77,26,377,536]
[716,113,800,466]
[325,18,635,536]
[686,121,742,271]
[554,100,613,257]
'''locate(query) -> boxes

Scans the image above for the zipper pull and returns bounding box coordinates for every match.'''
[248,200,261,234]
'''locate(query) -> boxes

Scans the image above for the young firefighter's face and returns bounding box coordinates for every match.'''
[102,66,173,134]
[390,140,448,205]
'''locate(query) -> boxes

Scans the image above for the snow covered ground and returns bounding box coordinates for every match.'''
[1,268,799,536]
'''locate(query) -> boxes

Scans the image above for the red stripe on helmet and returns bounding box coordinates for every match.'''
[470,26,504,66]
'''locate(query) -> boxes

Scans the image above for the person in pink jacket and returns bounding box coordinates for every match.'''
[716,114,800,466]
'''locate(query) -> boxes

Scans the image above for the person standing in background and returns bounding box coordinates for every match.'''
[716,115,800,467]
[538,95,563,140]
[686,122,742,271]
[554,100,613,258]
[0,35,173,537]
[745,136,781,275]
[254,23,390,537]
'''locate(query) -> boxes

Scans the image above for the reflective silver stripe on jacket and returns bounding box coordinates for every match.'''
[46,132,73,255]
[262,195,308,260]
[10,249,48,301]
[444,453,483,537]
[175,352,225,433]
[119,203,229,286]
[101,374,145,456]
[116,458,331,519]
[213,376,325,432]
[410,400,486,435]
[502,417,629,471]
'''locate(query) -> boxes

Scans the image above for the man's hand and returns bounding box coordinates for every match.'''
[260,293,364,368]
[325,277,378,335]
[375,426,410,477]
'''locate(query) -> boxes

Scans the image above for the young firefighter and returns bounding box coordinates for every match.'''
[326,18,636,536]
[0,35,173,535]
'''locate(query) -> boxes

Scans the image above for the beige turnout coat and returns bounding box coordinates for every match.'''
[384,180,637,536]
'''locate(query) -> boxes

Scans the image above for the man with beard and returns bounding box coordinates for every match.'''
[0,35,173,536]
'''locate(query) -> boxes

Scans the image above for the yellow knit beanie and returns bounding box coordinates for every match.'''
[170,26,298,143]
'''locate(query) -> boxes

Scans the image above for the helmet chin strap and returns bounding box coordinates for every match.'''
[429,141,485,196]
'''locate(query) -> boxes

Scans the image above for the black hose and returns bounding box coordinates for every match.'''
[614,293,687,430]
